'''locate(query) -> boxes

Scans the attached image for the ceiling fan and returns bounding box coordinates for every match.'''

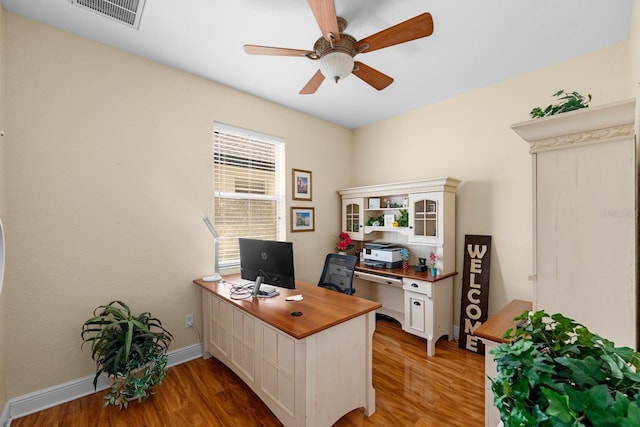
[243,0,434,95]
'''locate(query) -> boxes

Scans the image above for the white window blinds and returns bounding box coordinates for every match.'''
[213,123,285,267]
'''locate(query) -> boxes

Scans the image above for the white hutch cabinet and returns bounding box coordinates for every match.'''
[339,178,460,355]
[339,177,459,246]
[339,177,459,268]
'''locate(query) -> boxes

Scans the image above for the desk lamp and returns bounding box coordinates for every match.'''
[202,215,222,282]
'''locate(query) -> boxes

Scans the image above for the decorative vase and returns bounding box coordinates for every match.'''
[402,261,409,271]
[430,267,437,277]
[338,251,346,255]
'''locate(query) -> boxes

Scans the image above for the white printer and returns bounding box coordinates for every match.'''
[363,243,403,269]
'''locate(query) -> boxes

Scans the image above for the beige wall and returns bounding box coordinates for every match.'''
[0,1,7,410]
[353,42,633,324]
[3,13,351,397]
[633,0,640,136]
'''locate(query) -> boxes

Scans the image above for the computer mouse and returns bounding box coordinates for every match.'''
[290,311,303,316]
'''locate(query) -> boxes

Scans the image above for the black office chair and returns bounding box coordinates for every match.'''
[318,254,358,295]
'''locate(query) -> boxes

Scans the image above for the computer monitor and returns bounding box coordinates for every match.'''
[239,238,296,289]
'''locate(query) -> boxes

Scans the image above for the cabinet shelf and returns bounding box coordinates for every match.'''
[364,226,410,235]
[365,207,404,212]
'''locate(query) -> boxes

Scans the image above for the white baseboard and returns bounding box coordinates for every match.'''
[1,401,10,427]
[5,343,203,422]
[166,342,203,368]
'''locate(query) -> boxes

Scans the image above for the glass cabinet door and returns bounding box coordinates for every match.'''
[409,192,442,244]
[342,198,364,240]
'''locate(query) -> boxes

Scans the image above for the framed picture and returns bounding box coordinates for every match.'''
[384,214,395,227]
[292,169,312,201]
[291,207,315,232]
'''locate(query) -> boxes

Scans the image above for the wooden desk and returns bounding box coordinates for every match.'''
[353,262,457,356]
[194,275,382,427]
[356,262,458,283]
[474,299,532,427]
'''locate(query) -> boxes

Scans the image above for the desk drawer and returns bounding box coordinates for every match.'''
[402,278,432,297]
[353,271,403,288]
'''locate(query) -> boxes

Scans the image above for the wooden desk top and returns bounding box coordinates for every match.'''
[355,261,458,283]
[194,274,382,340]
[473,299,532,343]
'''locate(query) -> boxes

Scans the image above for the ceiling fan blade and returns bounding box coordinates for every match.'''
[307,0,340,42]
[356,13,434,54]
[244,45,314,57]
[352,61,393,91]
[299,70,325,95]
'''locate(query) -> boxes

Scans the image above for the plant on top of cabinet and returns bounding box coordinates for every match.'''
[81,300,174,409]
[530,90,592,119]
[491,310,640,426]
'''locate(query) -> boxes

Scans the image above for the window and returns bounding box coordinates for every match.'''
[213,123,285,268]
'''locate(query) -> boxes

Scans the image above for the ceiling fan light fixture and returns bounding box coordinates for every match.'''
[319,51,354,83]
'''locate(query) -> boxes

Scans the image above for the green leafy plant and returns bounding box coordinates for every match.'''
[81,301,174,408]
[490,310,640,426]
[367,214,385,226]
[530,90,592,119]
[105,352,168,409]
[397,209,409,227]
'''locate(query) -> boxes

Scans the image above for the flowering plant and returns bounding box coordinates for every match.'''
[336,232,355,252]
[399,248,410,262]
[429,251,438,268]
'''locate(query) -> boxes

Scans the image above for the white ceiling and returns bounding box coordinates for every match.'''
[1,0,633,129]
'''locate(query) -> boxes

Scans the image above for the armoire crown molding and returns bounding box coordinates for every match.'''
[511,98,636,153]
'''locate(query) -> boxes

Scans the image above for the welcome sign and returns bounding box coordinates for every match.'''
[458,235,492,355]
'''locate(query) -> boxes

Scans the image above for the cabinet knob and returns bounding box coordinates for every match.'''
[413,301,421,306]
[411,283,418,288]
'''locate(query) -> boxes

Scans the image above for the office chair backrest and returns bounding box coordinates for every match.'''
[318,254,358,295]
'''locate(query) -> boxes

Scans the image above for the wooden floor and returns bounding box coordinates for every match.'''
[12,319,485,426]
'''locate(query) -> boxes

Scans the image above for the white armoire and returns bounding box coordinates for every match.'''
[512,98,637,349]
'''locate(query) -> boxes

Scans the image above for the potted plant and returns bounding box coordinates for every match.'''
[400,248,410,270]
[81,300,174,409]
[490,310,640,426]
[336,231,355,254]
[428,251,438,277]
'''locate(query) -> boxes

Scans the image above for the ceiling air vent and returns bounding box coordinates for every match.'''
[70,0,146,29]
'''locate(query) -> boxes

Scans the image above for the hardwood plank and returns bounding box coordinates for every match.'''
[11,319,485,426]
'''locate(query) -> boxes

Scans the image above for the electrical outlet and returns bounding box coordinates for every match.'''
[184,313,194,328]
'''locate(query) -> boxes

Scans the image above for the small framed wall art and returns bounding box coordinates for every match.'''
[291,207,315,232]
[292,168,312,201]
